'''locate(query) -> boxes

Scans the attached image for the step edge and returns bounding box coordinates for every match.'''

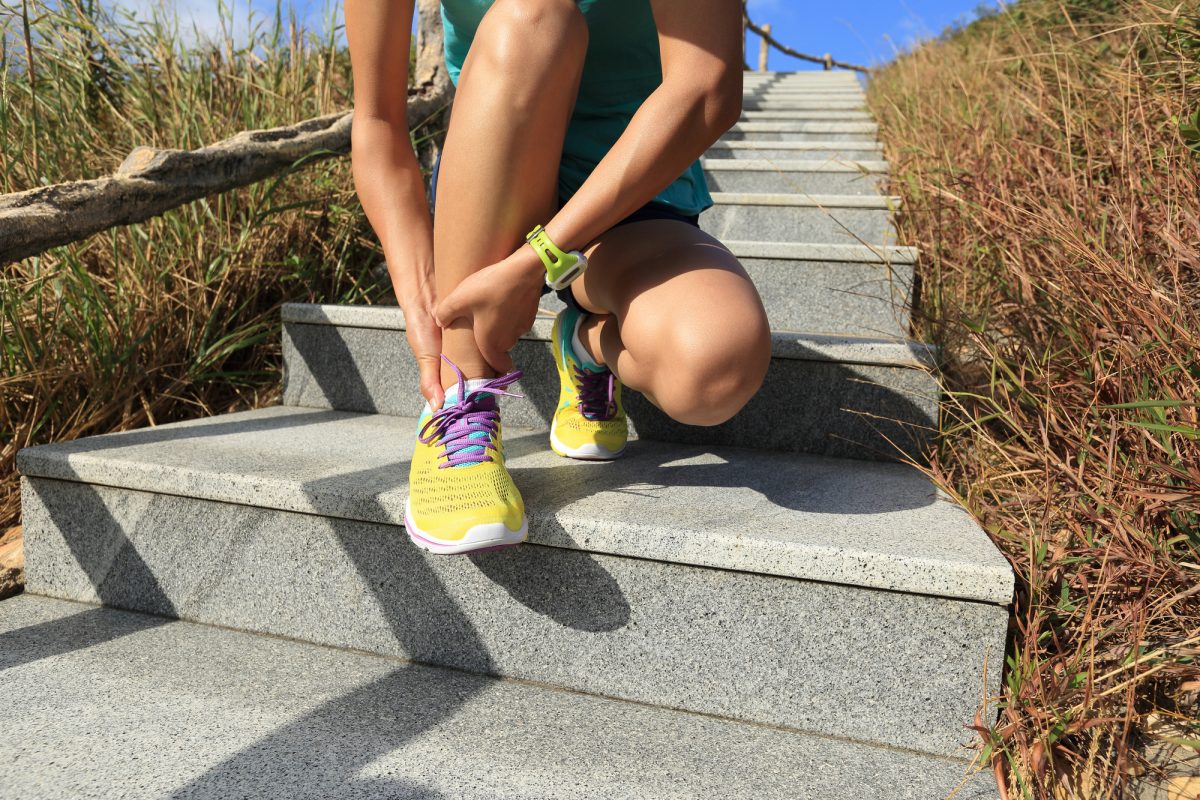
[15,415,1014,606]
[723,240,918,263]
[5,593,1001,776]
[729,122,879,131]
[706,141,883,150]
[709,192,900,208]
[702,159,889,173]
[280,304,933,368]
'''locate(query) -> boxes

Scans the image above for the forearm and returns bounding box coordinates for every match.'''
[542,79,739,252]
[351,115,436,312]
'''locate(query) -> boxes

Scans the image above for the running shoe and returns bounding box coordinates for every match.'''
[549,306,628,460]
[404,355,527,554]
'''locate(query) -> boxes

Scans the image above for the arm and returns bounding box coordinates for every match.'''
[346,0,445,409]
[540,0,743,253]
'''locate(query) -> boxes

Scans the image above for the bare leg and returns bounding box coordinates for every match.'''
[433,0,587,388]
[570,221,772,426]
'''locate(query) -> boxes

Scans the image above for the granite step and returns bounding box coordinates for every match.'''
[741,100,867,113]
[732,241,913,336]
[0,595,1001,798]
[703,158,887,194]
[742,90,866,101]
[280,304,936,461]
[15,406,1012,758]
[741,109,871,120]
[703,192,897,245]
[536,241,914,338]
[743,71,862,83]
[705,140,884,161]
[723,120,878,142]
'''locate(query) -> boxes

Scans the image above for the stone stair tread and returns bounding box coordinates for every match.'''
[724,240,917,263]
[16,404,1012,604]
[703,158,889,172]
[708,140,882,150]
[284,303,931,368]
[0,595,1000,800]
[712,191,898,208]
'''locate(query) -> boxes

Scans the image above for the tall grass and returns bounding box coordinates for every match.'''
[870,0,1200,796]
[1,1,426,530]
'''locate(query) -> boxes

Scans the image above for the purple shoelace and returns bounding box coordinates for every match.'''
[575,365,616,421]
[418,355,523,469]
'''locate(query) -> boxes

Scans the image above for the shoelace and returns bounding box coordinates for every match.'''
[418,355,523,469]
[575,365,616,421]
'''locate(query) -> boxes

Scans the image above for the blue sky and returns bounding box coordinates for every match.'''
[119,0,993,70]
[743,0,993,69]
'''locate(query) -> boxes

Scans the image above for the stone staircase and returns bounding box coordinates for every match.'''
[5,71,1012,798]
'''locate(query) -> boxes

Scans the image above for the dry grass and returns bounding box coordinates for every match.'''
[0,1,435,531]
[869,0,1200,796]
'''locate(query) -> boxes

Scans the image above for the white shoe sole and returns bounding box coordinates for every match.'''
[549,422,626,461]
[404,497,528,555]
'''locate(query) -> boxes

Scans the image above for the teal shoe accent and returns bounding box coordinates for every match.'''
[557,306,602,371]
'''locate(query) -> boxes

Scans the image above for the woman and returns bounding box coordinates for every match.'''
[346,0,771,554]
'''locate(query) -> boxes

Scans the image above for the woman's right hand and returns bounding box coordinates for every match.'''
[404,300,445,412]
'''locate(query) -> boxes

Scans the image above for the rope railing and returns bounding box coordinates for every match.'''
[742,7,870,74]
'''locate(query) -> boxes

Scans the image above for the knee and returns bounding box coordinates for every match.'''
[474,0,587,83]
[653,325,772,427]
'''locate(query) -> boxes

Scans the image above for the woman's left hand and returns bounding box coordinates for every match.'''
[434,246,546,374]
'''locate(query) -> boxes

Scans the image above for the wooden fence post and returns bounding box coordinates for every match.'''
[759,23,770,71]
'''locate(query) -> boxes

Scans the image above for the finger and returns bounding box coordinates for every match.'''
[477,337,514,374]
[434,291,466,328]
[415,354,445,409]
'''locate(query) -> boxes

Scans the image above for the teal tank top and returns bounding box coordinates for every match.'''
[439,0,713,217]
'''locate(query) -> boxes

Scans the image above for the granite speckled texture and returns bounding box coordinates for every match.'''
[20,477,1008,756]
[705,142,885,160]
[741,101,868,113]
[0,596,1001,798]
[724,121,879,141]
[740,109,873,120]
[702,195,897,245]
[703,160,887,194]
[740,257,911,336]
[538,255,912,337]
[15,405,1011,604]
[275,308,938,460]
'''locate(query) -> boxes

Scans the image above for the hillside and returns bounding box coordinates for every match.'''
[869,1,1200,797]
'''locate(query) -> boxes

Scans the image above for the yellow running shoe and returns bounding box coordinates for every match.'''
[550,306,628,460]
[404,356,527,555]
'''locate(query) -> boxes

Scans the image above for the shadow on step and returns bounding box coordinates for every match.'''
[19,462,599,798]
[0,605,166,674]
[170,663,470,799]
[501,430,936,517]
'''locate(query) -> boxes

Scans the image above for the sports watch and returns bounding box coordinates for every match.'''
[526,224,588,290]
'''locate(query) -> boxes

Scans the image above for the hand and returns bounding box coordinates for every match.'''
[434,247,545,373]
[403,302,445,411]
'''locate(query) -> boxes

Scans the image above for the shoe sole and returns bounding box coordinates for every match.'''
[404,497,528,555]
[549,422,626,461]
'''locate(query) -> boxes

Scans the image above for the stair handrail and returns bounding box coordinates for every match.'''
[742,5,870,74]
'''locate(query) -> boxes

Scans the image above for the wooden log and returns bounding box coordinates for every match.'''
[0,0,452,265]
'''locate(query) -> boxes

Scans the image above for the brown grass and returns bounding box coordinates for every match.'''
[869,0,1200,796]
[0,2,434,532]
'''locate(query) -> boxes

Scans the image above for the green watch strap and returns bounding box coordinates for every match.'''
[526,224,580,286]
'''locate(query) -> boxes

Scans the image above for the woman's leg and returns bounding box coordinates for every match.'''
[433,0,587,388]
[569,221,773,426]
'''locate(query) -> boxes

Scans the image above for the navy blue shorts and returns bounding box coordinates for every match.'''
[429,153,699,313]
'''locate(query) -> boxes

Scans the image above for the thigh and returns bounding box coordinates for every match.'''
[433,0,586,276]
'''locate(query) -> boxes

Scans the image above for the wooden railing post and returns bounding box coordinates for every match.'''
[759,23,770,71]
